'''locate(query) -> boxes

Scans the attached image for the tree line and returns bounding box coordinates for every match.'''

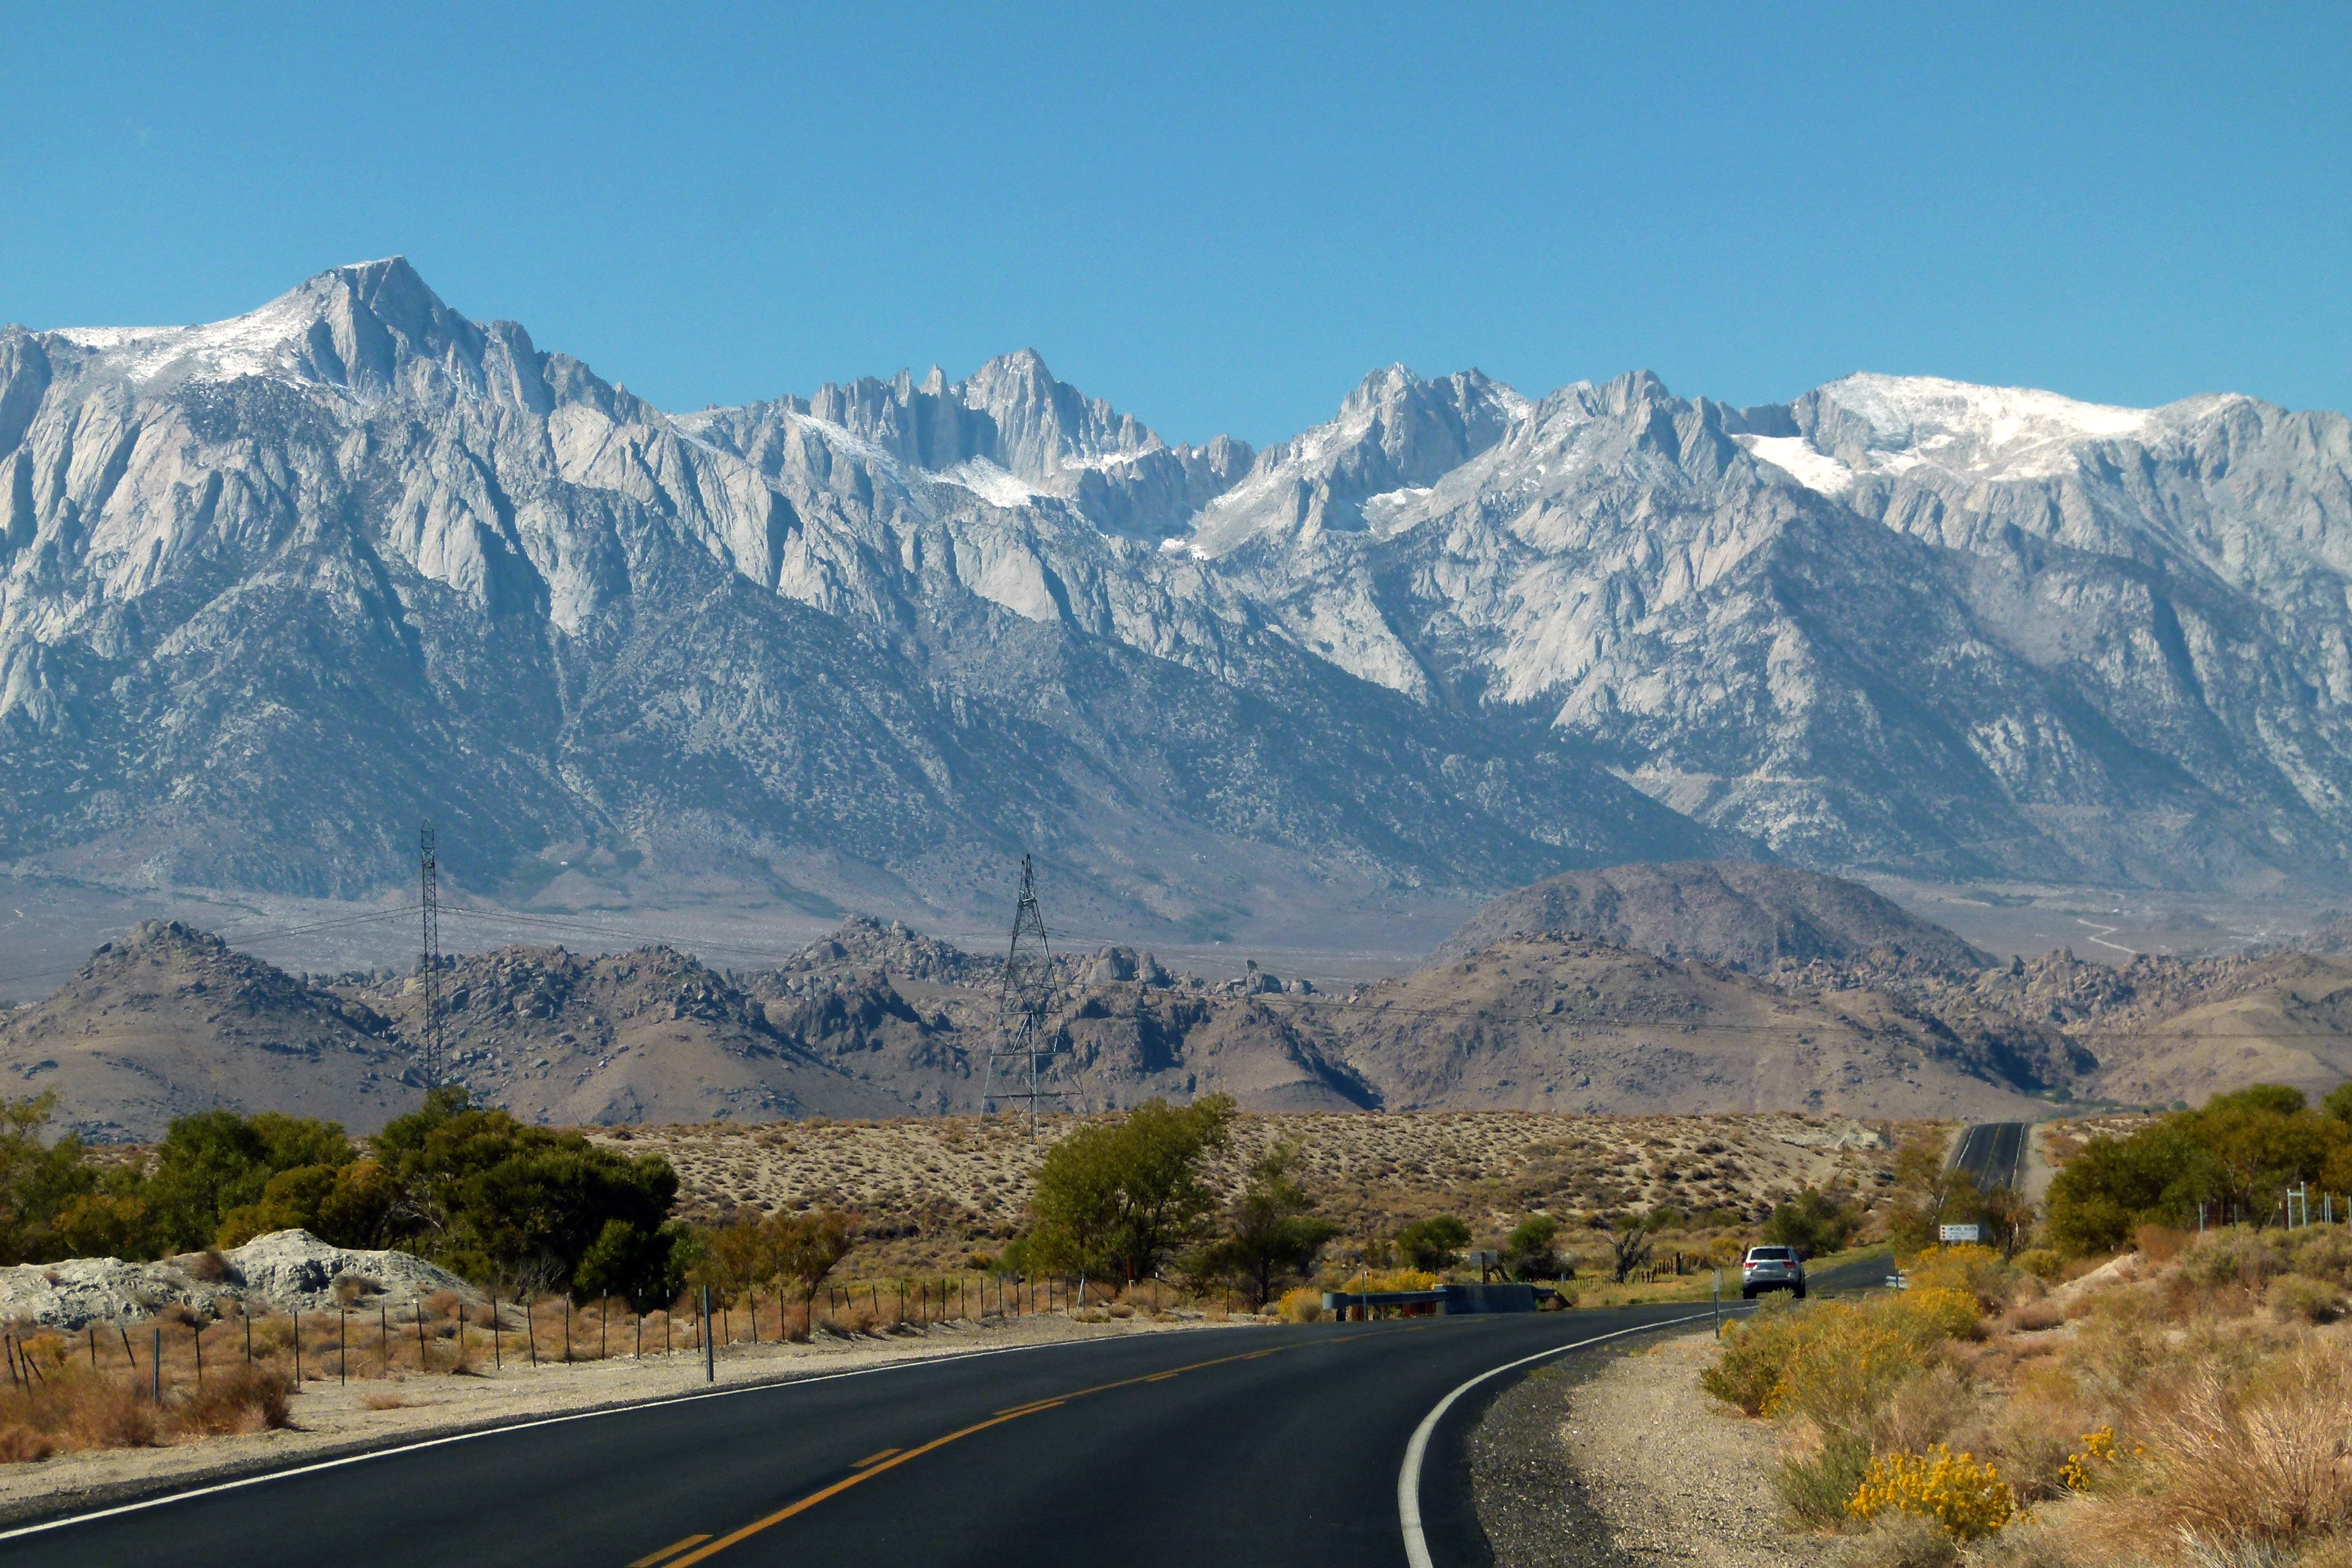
[6,1082,1944,1310]
[0,1088,696,1304]
[2043,1083,2352,1254]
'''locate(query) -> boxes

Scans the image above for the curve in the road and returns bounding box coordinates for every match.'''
[1396,1311,1719,1568]
[7,1304,1756,1568]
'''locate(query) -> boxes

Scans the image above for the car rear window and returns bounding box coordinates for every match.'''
[1747,1247,1793,1261]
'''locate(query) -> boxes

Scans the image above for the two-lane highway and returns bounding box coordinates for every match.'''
[1951,1121,2028,1193]
[7,1304,1736,1568]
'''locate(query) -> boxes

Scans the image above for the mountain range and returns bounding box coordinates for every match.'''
[5,259,2350,935]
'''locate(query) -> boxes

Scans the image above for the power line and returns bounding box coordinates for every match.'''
[981,855,1065,1143]
[418,822,443,1088]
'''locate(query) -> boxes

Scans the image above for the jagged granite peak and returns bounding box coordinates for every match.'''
[1185,364,1533,556]
[3,257,2350,910]
[0,260,1716,920]
[679,347,1253,541]
[1198,365,2352,890]
[38,256,566,410]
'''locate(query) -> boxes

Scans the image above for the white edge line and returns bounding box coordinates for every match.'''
[0,1330,1168,1543]
[1397,1311,1731,1568]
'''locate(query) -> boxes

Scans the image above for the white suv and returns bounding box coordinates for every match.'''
[1741,1245,1807,1300]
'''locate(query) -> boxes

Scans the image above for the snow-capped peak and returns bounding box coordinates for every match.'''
[1183,365,1530,556]
[45,257,477,398]
[1809,372,2155,481]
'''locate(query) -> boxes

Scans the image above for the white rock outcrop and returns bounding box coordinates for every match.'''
[0,1231,481,1331]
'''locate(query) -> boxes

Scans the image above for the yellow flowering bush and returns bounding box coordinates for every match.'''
[2059,1424,2128,1491]
[1906,1244,2014,1309]
[1847,1444,2019,1539]
[1275,1287,1324,1322]
[1355,1268,1440,1293]
[1896,1285,1986,1342]
[1701,1286,1986,1422]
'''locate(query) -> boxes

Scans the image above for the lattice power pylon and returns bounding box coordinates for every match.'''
[418,820,444,1088]
[981,854,1064,1142]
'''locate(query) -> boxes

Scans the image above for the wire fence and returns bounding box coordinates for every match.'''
[0,1272,1224,1408]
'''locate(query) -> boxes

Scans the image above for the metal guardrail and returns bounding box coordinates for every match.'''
[1321,1283,1558,1315]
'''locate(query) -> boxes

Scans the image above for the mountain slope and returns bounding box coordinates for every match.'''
[1316,934,2047,1119]
[1210,371,2352,889]
[0,922,416,1140]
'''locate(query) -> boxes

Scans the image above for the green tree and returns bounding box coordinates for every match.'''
[1194,1144,1338,1304]
[2042,1085,2349,1254]
[370,1087,679,1293]
[2183,1093,2342,1218]
[145,1108,356,1252]
[2045,1121,2213,1253]
[1760,1188,1860,1258]
[1974,1183,2036,1260]
[1502,1214,1562,1280]
[0,1093,99,1265]
[2207,1085,2308,1117]
[1025,1096,1234,1280]
[1884,1128,1962,1253]
[1395,1215,1472,1272]
[217,1158,399,1250]
[767,1209,855,1308]
[576,1218,699,1310]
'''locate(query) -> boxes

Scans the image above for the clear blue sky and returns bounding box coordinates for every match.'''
[3,3,2345,444]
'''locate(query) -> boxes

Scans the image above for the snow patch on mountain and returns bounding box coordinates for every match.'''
[1736,434,1857,498]
[52,285,341,388]
[1815,372,2154,480]
[939,457,1047,508]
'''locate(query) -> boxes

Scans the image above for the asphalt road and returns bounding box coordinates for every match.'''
[10,1303,1745,1568]
[1951,1121,2028,1193]
[8,1254,1906,1568]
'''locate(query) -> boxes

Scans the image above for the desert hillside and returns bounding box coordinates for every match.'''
[608,1108,1899,1273]
[0,922,414,1140]
[1433,859,1991,974]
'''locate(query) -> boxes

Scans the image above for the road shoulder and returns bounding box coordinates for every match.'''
[1474,1328,1805,1568]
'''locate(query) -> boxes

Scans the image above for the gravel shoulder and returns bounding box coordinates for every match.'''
[1474,1329,1806,1568]
[0,1312,1239,1528]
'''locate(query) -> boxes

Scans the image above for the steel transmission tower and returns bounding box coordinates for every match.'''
[418,820,443,1088]
[981,855,1063,1141]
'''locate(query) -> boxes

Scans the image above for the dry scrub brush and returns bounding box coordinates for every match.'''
[1703,1229,2352,1567]
[0,1364,291,1462]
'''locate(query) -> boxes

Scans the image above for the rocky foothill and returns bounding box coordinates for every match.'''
[0,1230,479,1332]
[7,865,2348,1140]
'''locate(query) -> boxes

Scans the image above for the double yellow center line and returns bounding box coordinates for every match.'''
[647,1330,1394,1566]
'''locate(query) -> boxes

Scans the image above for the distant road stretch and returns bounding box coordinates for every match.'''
[1951,1120,2027,1193]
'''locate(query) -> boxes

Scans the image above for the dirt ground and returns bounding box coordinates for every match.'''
[1478,1328,1805,1568]
[0,1310,1238,1526]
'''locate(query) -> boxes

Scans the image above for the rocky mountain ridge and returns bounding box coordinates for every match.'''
[14,862,2349,1137]
[5,260,2350,927]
